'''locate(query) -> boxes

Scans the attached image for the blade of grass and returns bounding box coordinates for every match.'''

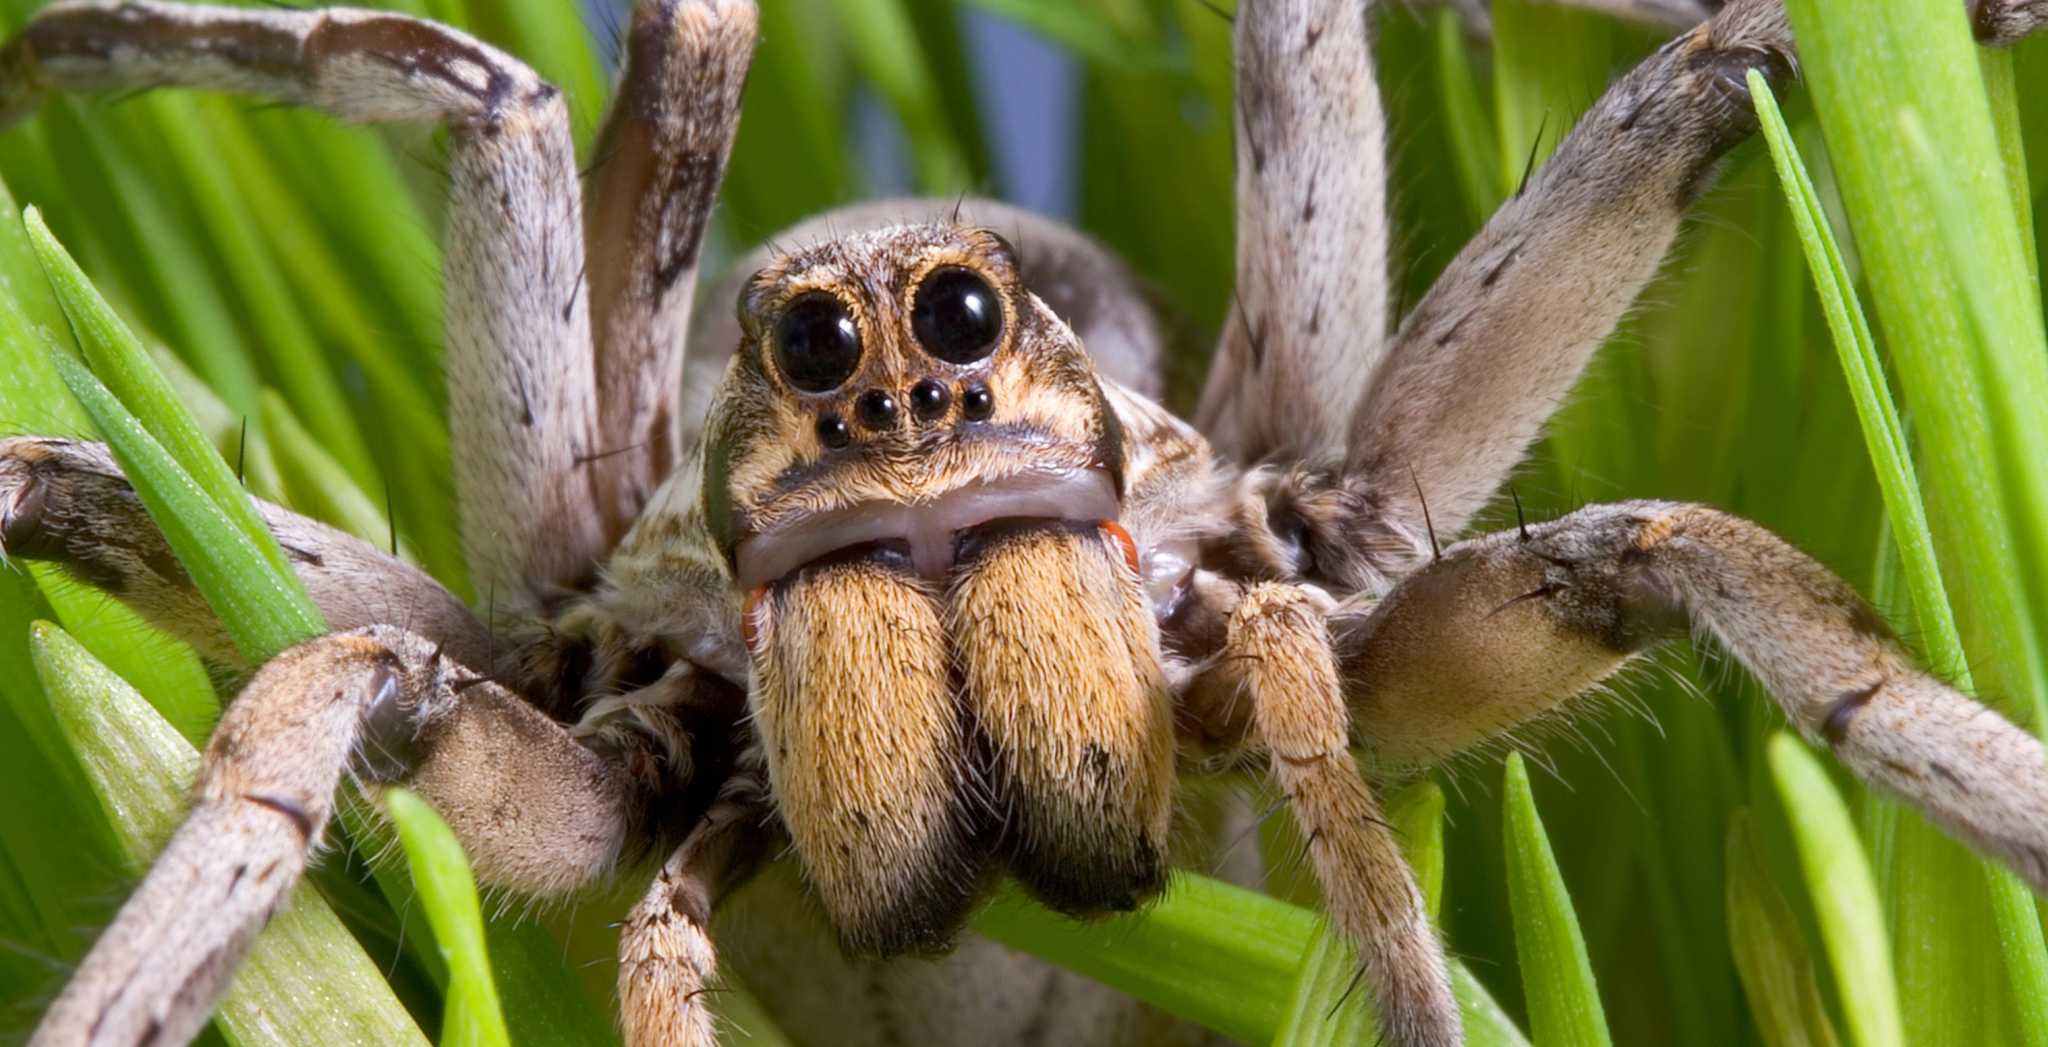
[1766,734,1902,1047]
[41,345,325,659]
[0,177,220,744]
[1391,781,1448,921]
[1436,11,1502,226]
[30,620,429,1047]
[1502,752,1611,1047]
[1783,0,2048,732]
[383,789,511,1047]
[25,208,309,601]
[1270,928,1373,1047]
[828,0,972,192]
[1724,810,1843,1047]
[1752,70,2048,1047]
[974,870,1528,1047]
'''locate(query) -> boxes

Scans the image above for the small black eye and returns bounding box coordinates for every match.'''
[912,267,1002,365]
[774,292,862,393]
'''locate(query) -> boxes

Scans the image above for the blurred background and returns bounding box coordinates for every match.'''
[5,1,2048,1044]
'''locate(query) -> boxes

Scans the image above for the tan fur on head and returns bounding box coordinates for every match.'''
[949,524,1174,914]
[747,559,983,953]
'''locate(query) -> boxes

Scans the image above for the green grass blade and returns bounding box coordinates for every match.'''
[1390,781,1448,921]
[24,210,311,601]
[1747,73,1954,661]
[828,0,971,193]
[383,789,511,1047]
[1501,752,1611,1047]
[1724,809,1843,1047]
[1782,0,2048,729]
[974,871,1527,1047]
[1753,68,2048,1047]
[29,620,428,1047]
[0,178,218,743]
[1270,928,1374,1047]
[1766,734,1901,1047]
[41,345,324,660]
[1977,48,2038,293]
[1436,11,1501,226]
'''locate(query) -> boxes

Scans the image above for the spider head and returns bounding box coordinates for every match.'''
[695,224,1171,953]
[704,222,1127,587]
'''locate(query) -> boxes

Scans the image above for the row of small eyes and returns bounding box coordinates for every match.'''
[774,266,1004,394]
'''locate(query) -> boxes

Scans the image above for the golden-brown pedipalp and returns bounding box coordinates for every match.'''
[949,522,1175,915]
[746,559,983,953]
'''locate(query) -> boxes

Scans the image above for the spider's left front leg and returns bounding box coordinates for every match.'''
[2,0,606,603]
[1177,581,1456,1047]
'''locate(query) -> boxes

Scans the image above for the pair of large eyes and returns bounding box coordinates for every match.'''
[773,267,1003,394]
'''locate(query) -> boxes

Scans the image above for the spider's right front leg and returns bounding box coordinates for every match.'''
[1339,502,2048,890]
[2,0,603,602]
[31,624,654,1047]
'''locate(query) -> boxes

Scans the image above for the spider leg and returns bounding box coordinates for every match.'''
[1339,501,2048,890]
[1975,0,2048,43]
[1181,582,1456,1047]
[1436,0,2045,41]
[32,624,652,1047]
[618,770,771,1047]
[1,0,604,603]
[1218,0,1794,593]
[585,0,755,544]
[1196,0,1391,463]
[0,436,490,669]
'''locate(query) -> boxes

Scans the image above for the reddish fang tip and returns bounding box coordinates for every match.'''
[1101,519,1141,576]
[742,585,769,654]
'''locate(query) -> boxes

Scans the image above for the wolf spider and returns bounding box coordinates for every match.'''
[4,0,2048,1044]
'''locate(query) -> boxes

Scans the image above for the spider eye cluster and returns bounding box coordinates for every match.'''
[774,291,863,393]
[912,267,1002,364]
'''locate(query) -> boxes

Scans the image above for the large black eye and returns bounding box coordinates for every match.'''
[773,292,862,393]
[912,267,1002,364]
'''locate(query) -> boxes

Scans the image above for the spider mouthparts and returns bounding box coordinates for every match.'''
[732,469,1121,590]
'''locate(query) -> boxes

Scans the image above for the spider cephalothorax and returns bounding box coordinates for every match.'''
[705,221,1174,951]
[7,1,2048,1046]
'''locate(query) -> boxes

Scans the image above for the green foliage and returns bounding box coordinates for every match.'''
[3,1,2048,1045]
[30,620,429,1046]
[384,790,511,1047]
[1502,753,1611,1047]
[1767,736,1901,1047]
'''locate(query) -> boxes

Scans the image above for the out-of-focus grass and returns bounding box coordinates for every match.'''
[2,0,2047,1044]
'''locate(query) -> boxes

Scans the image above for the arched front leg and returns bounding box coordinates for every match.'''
[32,625,653,1047]
[1341,501,2048,890]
